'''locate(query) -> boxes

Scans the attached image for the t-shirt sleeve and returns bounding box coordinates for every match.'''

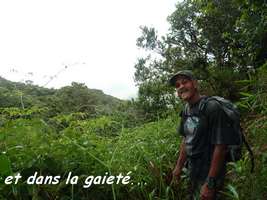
[207,101,240,145]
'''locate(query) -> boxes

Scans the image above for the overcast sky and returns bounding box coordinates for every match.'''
[0,0,177,99]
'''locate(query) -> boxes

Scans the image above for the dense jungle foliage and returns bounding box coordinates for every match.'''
[0,0,267,199]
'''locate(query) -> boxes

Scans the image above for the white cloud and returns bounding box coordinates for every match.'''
[0,0,177,99]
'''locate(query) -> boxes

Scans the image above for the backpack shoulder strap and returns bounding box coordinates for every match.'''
[180,103,190,119]
[198,96,211,116]
[240,127,255,173]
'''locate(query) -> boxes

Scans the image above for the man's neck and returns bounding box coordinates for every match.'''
[187,92,201,106]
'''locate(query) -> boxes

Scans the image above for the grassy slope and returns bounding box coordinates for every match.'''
[0,111,266,199]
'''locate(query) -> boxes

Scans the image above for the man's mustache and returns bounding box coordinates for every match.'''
[177,88,188,94]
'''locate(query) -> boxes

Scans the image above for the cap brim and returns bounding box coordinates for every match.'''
[169,74,179,86]
[169,73,193,87]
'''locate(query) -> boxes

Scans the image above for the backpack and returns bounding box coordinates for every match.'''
[197,96,254,173]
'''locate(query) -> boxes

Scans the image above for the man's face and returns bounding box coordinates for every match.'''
[175,76,198,102]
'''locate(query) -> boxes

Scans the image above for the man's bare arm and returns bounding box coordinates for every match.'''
[172,139,187,178]
[200,144,227,199]
[208,144,227,178]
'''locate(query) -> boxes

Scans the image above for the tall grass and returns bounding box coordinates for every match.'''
[0,107,266,199]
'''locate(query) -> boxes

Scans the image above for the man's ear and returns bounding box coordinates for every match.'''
[192,80,198,89]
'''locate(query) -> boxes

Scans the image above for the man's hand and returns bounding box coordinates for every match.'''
[172,167,181,183]
[200,183,215,200]
[172,140,187,184]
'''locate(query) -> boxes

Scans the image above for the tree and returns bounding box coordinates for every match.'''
[134,0,267,114]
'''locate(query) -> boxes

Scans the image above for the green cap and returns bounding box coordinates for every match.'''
[169,70,195,86]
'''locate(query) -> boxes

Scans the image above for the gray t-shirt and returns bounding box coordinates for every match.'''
[179,97,239,158]
[179,96,239,184]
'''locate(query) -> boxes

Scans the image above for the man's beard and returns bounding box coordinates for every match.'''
[178,88,197,100]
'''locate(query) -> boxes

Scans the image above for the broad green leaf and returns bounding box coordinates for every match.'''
[227,184,239,200]
[0,154,12,176]
[239,92,254,97]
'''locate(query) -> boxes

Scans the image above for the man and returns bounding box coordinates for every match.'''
[169,70,237,200]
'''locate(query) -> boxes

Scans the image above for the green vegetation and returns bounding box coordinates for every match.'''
[0,110,181,199]
[0,77,121,117]
[0,0,267,199]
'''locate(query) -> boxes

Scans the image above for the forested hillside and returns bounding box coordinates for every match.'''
[0,0,266,199]
[0,77,121,116]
